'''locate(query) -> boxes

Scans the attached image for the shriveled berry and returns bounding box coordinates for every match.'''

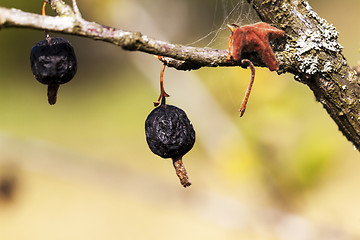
[30,37,77,105]
[145,104,195,158]
[145,97,195,187]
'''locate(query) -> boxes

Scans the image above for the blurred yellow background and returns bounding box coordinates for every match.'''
[0,0,359,239]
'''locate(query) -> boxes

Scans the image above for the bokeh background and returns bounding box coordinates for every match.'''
[0,0,360,239]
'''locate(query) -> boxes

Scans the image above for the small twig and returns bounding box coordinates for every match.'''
[153,61,170,107]
[239,59,256,117]
[48,0,75,17]
[172,157,191,188]
[72,0,82,18]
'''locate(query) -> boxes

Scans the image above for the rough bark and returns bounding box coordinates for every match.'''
[247,0,360,150]
[0,0,359,150]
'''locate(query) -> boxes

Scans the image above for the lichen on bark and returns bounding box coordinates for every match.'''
[248,0,360,150]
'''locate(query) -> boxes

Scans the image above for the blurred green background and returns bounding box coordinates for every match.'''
[0,0,359,239]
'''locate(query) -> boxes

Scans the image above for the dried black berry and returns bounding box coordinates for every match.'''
[145,103,195,159]
[145,97,195,187]
[30,36,77,105]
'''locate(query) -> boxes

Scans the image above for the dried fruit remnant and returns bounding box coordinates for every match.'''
[30,37,77,105]
[227,22,285,71]
[145,97,195,187]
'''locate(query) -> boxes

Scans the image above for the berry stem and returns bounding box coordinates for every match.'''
[42,1,50,40]
[172,157,191,188]
[47,84,59,105]
[42,1,47,16]
[154,64,170,107]
[239,59,255,117]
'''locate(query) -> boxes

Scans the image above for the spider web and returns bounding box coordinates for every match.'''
[186,0,261,111]
[188,0,260,49]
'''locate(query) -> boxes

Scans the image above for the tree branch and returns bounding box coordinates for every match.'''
[0,2,265,71]
[1,0,360,150]
[246,0,360,150]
